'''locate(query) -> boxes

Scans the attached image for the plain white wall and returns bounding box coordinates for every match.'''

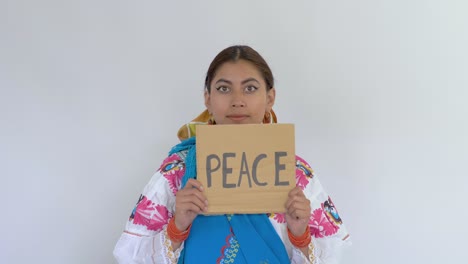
[1,0,467,263]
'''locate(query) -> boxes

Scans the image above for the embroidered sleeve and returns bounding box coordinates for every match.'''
[278,227,321,264]
[268,212,317,264]
[295,155,352,264]
[160,225,184,263]
[291,247,309,263]
[113,153,187,264]
[267,156,350,263]
[266,217,309,264]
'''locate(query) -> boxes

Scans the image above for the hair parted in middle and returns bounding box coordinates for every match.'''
[204,45,274,93]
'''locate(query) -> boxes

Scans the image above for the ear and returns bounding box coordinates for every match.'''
[204,89,211,111]
[266,87,276,111]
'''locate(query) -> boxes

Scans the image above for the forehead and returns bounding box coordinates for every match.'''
[212,60,263,81]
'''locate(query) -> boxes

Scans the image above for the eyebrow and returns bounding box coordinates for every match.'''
[215,78,261,85]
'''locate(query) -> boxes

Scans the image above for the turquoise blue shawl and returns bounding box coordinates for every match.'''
[169,137,290,263]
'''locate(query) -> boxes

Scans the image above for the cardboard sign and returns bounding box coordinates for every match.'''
[196,124,295,214]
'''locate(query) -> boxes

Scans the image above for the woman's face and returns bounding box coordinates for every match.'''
[204,60,275,125]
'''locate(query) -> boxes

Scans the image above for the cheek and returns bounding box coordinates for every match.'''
[253,100,268,112]
[211,99,229,114]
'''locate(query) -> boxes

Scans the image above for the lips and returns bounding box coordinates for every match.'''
[226,114,249,121]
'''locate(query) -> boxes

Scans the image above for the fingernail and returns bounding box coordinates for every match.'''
[205,200,208,205]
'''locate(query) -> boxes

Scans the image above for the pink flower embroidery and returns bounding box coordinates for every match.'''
[295,156,314,190]
[309,208,338,238]
[159,154,185,195]
[132,196,171,231]
[268,213,286,223]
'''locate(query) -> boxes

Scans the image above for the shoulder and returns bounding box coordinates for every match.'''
[123,151,188,235]
[157,150,187,174]
[154,150,188,195]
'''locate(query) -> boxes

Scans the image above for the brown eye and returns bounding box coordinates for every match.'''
[245,85,258,93]
[216,86,230,93]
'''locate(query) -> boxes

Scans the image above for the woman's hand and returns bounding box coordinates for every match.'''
[285,187,311,237]
[174,179,208,231]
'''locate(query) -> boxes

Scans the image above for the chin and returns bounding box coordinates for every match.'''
[219,119,250,125]
[233,120,260,125]
[218,117,262,125]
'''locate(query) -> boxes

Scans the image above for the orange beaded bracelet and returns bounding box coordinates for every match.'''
[167,217,192,243]
[288,225,311,248]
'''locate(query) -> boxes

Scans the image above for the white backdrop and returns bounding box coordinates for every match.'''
[1,0,467,263]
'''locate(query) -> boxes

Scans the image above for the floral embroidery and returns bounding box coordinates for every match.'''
[323,196,343,226]
[309,207,338,238]
[217,233,240,264]
[268,212,286,223]
[308,238,316,264]
[159,154,185,195]
[129,194,144,221]
[162,228,182,264]
[295,156,314,190]
[131,195,172,231]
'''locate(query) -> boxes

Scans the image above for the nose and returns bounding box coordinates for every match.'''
[231,91,245,107]
[231,100,245,107]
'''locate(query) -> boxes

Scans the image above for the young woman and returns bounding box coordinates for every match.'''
[114,45,350,263]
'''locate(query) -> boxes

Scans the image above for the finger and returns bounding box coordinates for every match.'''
[287,207,311,220]
[288,187,305,198]
[181,203,205,214]
[176,195,207,209]
[185,179,204,191]
[177,193,208,211]
[285,192,298,208]
[285,195,310,209]
[285,197,296,209]
[178,187,208,203]
[177,202,205,215]
[287,200,310,214]
[286,199,311,219]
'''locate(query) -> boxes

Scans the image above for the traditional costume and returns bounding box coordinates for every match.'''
[114,110,350,263]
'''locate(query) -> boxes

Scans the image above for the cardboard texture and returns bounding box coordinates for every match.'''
[196,124,295,214]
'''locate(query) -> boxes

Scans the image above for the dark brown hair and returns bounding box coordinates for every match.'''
[204,45,274,92]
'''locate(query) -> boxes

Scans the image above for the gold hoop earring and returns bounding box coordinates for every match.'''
[208,114,216,125]
[263,111,271,124]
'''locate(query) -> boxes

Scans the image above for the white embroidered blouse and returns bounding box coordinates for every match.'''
[113,151,350,263]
